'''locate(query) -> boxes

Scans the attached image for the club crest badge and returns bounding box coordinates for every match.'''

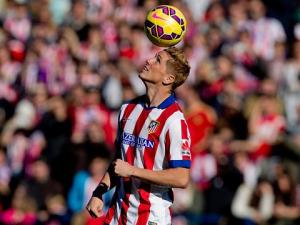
[148,120,160,134]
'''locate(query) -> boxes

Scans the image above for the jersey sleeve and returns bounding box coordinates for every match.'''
[166,119,191,169]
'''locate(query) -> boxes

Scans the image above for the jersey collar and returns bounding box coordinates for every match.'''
[142,93,176,110]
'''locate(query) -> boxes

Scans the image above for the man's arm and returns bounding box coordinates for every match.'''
[85,170,111,218]
[86,159,119,218]
[114,159,190,188]
[86,110,124,218]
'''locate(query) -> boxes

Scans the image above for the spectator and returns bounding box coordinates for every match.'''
[0,184,37,225]
[38,194,72,225]
[246,0,286,60]
[232,179,275,225]
[68,156,108,214]
[71,86,115,147]
[38,96,73,188]
[17,158,63,217]
[0,147,11,210]
[271,169,300,225]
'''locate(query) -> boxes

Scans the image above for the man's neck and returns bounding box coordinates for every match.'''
[146,86,172,108]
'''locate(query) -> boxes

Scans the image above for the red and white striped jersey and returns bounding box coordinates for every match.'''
[104,94,191,225]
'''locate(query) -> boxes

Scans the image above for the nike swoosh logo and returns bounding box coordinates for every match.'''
[152,12,166,21]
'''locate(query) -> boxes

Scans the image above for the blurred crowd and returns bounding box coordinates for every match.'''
[1,0,300,224]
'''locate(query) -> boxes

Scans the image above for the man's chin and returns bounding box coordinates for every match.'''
[139,75,151,86]
[138,72,146,80]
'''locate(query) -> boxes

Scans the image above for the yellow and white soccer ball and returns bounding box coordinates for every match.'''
[144,5,187,47]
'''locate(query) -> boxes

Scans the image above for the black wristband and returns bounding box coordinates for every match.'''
[92,183,109,199]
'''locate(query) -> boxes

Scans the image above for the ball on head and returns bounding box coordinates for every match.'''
[144,5,187,47]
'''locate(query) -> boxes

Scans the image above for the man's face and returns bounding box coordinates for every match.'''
[249,0,265,20]
[139,50,172,85]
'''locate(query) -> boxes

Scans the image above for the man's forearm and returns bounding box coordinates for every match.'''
[131,167,190,188]
[113,159,190,188]
[99,172,111,187]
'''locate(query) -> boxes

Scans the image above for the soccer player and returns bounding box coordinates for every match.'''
[86,47,191,225]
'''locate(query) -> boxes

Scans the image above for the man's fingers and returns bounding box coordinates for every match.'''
[86,207,101,218]
[113,161,119,174]
[89,210,98,218]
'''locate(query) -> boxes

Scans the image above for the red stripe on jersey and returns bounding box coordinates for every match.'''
[118,108,151,225]
[136,103,179,225]
[181,120,188,140]
[136,183,151,225]
[165,130,171,162]
[181,120,191,160]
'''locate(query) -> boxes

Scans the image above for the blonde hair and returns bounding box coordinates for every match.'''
[164,47,190,90]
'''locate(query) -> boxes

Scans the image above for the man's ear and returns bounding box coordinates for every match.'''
[162,73,175,86]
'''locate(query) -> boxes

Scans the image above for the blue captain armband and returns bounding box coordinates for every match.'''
[169,160,191,169]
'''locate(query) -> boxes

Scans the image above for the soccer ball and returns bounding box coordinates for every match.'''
[144,5,187,47]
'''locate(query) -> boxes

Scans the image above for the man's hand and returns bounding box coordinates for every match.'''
[113,159,134,178]
[86,197,104,218]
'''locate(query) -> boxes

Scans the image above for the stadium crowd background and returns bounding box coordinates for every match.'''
[1,0,300,224]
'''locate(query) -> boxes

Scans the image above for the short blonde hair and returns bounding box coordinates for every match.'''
[164,47,190,90]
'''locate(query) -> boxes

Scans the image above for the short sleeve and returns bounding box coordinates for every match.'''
[165,119,191,168]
